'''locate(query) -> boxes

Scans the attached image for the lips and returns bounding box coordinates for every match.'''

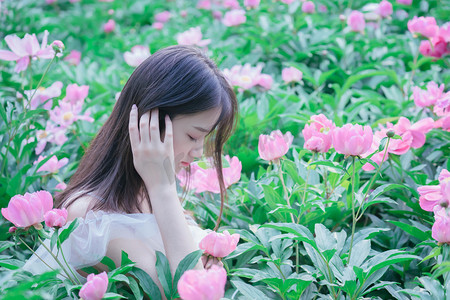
[180,161,190,166]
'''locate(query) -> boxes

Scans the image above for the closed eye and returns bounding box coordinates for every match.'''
[188,135,198,142]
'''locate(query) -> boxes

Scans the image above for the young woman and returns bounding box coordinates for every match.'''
[23,45,238,296]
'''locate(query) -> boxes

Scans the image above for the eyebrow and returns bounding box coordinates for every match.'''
[193,126,211,133]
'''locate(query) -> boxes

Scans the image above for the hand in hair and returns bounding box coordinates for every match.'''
[129,105,176,189]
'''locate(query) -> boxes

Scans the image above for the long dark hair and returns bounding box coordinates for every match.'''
[56,45,238,230]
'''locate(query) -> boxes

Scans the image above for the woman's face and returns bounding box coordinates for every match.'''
[171,107,222,173]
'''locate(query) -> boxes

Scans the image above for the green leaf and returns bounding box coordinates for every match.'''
[0,241,15,253]
[231,278,272,300]
[101,256,117,271]
[348,240,371,267]
[50,229,59,252]
[155,251,173,300]
[129,267,162,300]
[110,274,130,284]
[388,220,431,242]
[102,292,127,299]
[314,223,336,251]
[128,276,143,300]
[59,218,80,245]
[173,250,203,292]
[0,258,24,269]
[261,223,316,249]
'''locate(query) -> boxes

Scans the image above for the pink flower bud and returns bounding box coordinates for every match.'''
[302,114,335,153]
[177,265,227,300]
[154,11,171,23]
[222,9,246,27]
[432,207,450,244]
[332,124,373,156]
[152,22,164,30]
[257,74,273,90]
[79,272,108,300]
[51,40,65,54]
[63,50,81,66]
[9,226,17,233]
[258,130,294,162]
[244,0,260,8]
[347,10,365,32]
[103,19,115,33]
[180,10,187,17]
[44,208,68,228]
[199,230,240,257]
[282,66,302,83]
[377,0,393,18]
[302,1,315,13]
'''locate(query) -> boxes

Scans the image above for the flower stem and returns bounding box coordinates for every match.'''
[57,234,82,285]
[277,160,295,223]
[348,156,357,264]
[297,152,315,224]
[27,55,56,111]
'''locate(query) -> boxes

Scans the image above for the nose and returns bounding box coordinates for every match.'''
[190,144,204,159]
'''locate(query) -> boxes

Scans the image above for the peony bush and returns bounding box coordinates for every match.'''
[0,0,449,299]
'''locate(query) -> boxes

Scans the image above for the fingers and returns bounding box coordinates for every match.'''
[129,105,140,147]
[140,111,151,145]
[164,114,173,148]
[149,108,159,143]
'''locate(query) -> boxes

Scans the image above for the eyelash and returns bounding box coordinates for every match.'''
[188,135,198,142]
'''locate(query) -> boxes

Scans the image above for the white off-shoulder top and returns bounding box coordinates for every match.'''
[23,210,210,282]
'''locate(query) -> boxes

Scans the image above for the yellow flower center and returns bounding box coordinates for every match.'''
[63,112,74,121]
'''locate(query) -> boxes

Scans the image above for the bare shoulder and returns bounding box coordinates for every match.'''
[65,194,96,221]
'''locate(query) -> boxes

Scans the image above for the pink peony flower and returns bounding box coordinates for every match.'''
[79,272,109,300]
[55,182,67,191]
[103,19,115,33]
[154,11,171,23]
[397,0,412,4]
[435,115,450,131]
[244,0,260,8]
[438,23,450,43]
[413,81,445,108]
[258,130,294,162]
[222,9,246,27]
[282,66,303,83]
[197,0,211,9]
[180,10,188,18]
[177,155,242,194]
[394,117,434,148]
[49,98,94,128]
[432,207,450,243]
[223,0,240,9]
[65,83,89,105]
[318,4,328,13]
[419,37,448,58]
[302,1,315,13]
[347,11,365,33]
[0,31,54,73]
[23,81,63,110]
[124,45,151,67]
[63,50,81,66]
[332,124,373,156]
[44,208,68,227]
[1,191,53,228]
[34,121,68,154]
[302,114,335,153]
[418,185,443,211]
[177,265,227,300]
[222,63,272,91]
[34,155,69,173]
[153,22,164,30]
[199,230,240,257]
[377,0,393,18]
[212,10,223,20]
[407,16,439,38]
[177,27,211,47]
[440,169,450,203]
[257,74,273,90]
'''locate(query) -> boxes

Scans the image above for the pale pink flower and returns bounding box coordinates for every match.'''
[408,16,439,38]
[418,185,443,211]
[124,45,150,67]
[419,37,448,58]
[178,265,227,300]
[257,74,273,90]
[49,99,94,128]
[318,4,328,12]
[199,230,240,257]
[34,155,69,173]
[154,11,171,23]
[244,0,260,8]
[377,0,393,18]
[44,208,68,227]
[0,31,54,72]
[397,0,412,4]
[50,40,64,57]
[1,191,53,228]
[108,9,114,15]
[153,22,164,30]
[413,81,445,108]
[282,66,302,83]
[438,23,450,43]
[302,114,335,153]
[394,117,434,148]
[440,169,450,204]
[34,121,68,154]
[302,1,315,13]
[435,115,450,131]
[347,11,365,33]
[23,81,63,110]
[197,0,211,9]
[432,207,450,243]
[332,124,373,156]
[65,83,89,104]
[79,272,108,300]
[180,10,188,17]
[223,0,240,9]
[212,10,223,20]
[436,92,450,113]
[258,130,294,162]
[177,27,211,47]
[222,9,246,27]
[103,19,115,33]
[55,182,67,191]
[63,50,81,66]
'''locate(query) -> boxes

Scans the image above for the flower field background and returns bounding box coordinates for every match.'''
[1,0,450,299]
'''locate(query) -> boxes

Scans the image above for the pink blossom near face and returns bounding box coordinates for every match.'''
[347,10,366,32]
[123,45,151,67]
[0,30,54,73]
[377,0,393,18]
[24,81,63,110]
[258,130,294,162]
[244,0,260,8]
[199,230,240,257]
[154,11,171,23]
[44,208,68,227]
[431,207,450,243]
[65,83,89,104]
[302,114,335,153]
[282,66,303,83]
[103,19,115,33]
[222,63,272,91]
[55,182,67,190]
[407,16,439,38]
[302,1,315,13]
[34,155,69,173]
[79,272,109,300]
[1,191,53,228]
[177,27,211,47]
[222,9,246,27]
[63,50,81,65]
[332,124,373,156]
[177,265,227,300]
